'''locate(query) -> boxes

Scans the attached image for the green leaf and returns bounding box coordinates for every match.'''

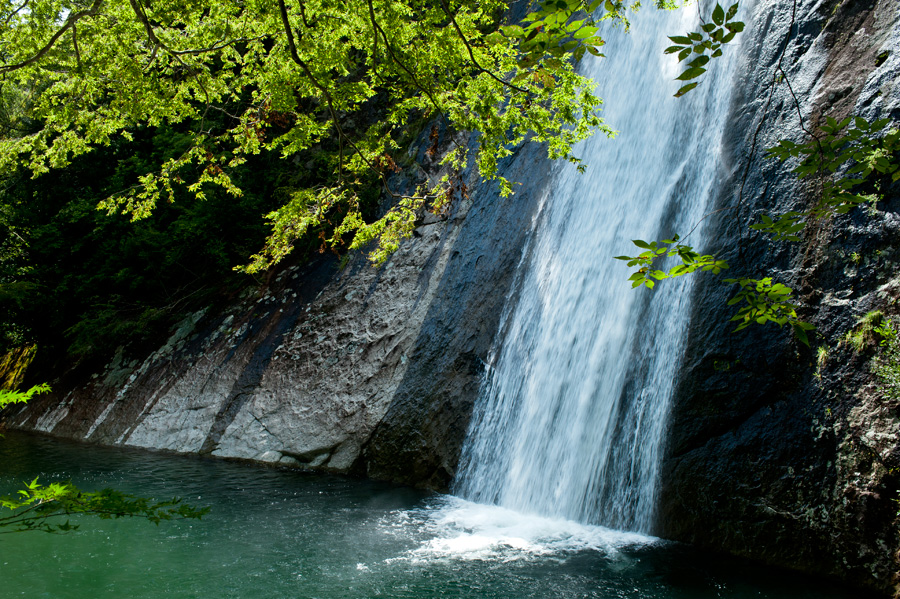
[573,26,599,39]
[676,66,707,81]
[712,3,725,25]
[792,322,810,346]
[726,3,739,20]
[668,35,692,45]
[688,55,711,68]
[502,25,525,38]
[674,82,700,97]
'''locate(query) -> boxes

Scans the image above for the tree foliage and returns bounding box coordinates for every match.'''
[0,0,620,274]
[0,477,208,533]
[0,122,289,361]
[664,1,743,97]
[0,383,49,408]
[760,117,900,240]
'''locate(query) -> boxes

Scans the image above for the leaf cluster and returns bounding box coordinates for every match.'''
[500,0,614,69]
[0,0,614,274]
[0,383,49,409]
[723,276,813,345]
[616,238,813,345]
[0,122,288,362]
[758,116,900,241]
[0,477,208,534]
[665,2,743,97]
[614,235,727,289]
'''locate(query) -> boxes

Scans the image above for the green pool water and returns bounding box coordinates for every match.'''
[0,431,864,598]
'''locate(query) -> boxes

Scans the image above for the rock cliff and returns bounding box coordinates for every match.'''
[658,0,900,596]
[6,0,900,594]
[8,130,552,491]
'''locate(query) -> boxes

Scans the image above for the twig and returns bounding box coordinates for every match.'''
[0,0,104,74]
[277,0,431,200]
[438,0,529,94]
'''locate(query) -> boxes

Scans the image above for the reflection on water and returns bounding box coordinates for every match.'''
[0,431,861,599]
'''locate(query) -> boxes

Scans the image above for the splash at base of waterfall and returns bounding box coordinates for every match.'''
[382,496,657,564]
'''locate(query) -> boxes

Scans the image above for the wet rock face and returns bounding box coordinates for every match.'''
[659,0,900,595]
[8,131,552,489]
[6,0,900,594]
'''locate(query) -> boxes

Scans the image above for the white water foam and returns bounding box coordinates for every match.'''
[379,496,657,564]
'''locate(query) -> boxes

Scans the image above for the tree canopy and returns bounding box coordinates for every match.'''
[3,0,895,357]
[0,0,630,272]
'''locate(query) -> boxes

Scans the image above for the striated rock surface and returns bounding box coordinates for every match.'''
[8,131,552,487]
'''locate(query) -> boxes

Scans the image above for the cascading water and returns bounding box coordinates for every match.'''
[454,3,743,533]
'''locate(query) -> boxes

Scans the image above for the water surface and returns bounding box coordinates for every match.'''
[0,432,861,598]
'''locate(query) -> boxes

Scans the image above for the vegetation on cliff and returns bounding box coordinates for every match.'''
[0,0,636,367]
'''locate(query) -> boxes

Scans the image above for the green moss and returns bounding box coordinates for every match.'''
[873,317,900,399]
[0,345,36,390]
[815,345,828,380]
[842,310,885,352]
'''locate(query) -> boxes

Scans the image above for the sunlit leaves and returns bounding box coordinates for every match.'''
[665,2,743,97]
[615,239,812,345]
[0,386,208,533]
[0,0,614,272]
[0,478,209,534]
[504,0,616,68]
[614,235,728,289]
[759,116,900,240]
[0,383,49,409]
[724,277,813,346]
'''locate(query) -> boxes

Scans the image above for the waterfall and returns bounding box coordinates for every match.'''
[453,4,742,533]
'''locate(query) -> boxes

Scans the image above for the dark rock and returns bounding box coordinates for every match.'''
[658,0,900,595]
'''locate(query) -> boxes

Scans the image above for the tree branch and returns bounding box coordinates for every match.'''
[1,0,30,28]
[0,0,104,75]
[364,0,444,114]
[277,0,430,200]
[438,0,529,95]
[128,0,255,57]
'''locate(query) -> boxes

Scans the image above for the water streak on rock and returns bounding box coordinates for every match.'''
[454,5,741,533]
